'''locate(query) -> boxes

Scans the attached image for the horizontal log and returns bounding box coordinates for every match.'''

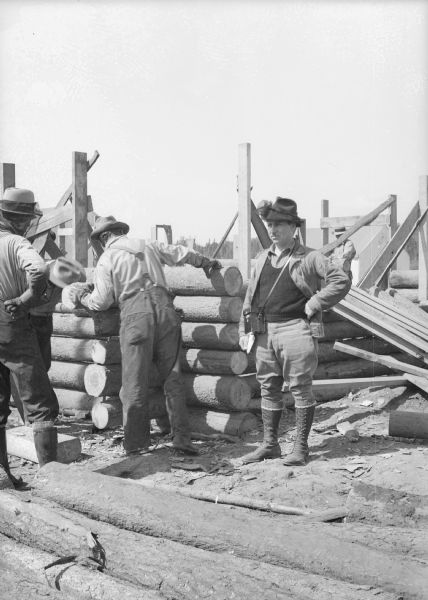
[317,338,400,364]
[34,463,428,598]
[183,374,252,411]
[54,388,95,412]
[91,392,167,430]
[389,410,428,439]
[187,408,257,437]
[51,335,121,364]
[0,492,384,600]
[0,532,157,600]
[315,357,404,380]
[52,312,120,338]
[49,360,87,391]
[180,348,248,375]
[391,288,419,303]
[181,322,239,349]
[174,295,243,322]
[164,264,243,296]
[346,481,428,527]
[389,270,418,289]
[6,426,81,464]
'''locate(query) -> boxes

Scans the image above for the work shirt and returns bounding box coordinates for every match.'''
[83,236,208,311]
[0,224,48,321]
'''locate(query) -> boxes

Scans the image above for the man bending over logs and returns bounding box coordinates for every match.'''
[65,216,221,455]
[0,188,59,486]
[239,197,351,466]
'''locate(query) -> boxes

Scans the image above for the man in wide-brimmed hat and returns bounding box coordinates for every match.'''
[65,215,222,456]
[239,197,351,466]
[0,188,59,485]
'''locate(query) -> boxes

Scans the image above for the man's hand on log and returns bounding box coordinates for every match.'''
[62,283,94,309]
[203,260,222,279]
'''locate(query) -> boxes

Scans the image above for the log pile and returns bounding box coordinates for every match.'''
[49,265,257,437]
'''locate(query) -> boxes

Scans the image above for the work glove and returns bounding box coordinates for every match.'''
[202,259,222,279]
[62,283,94,309]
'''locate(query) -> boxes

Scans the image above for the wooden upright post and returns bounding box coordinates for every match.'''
[418,176,428,302]
[321,199,329,246]
[389,195,398,272]
[238,143,251,279]
[71,151,88,267]
[0,163,15,194]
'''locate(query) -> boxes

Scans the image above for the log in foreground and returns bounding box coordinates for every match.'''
[54,388,94,414]
[51,335,121,365]
[164,264,243,296]
[174,295,243,322]
[389,410,428,440]
[34,463,428,598]
[181,347,248,375]
[0,492,391,600]
[389,270,418,289]
[188,408,257,437]
[0,532,158,600]
[6,426,81,464]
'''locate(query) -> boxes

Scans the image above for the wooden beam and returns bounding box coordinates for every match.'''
[71,151,88,266]
[250,201,271,249]
[321,199,329,245]
[0,163,15,193]
[319,214,390,230]
[237,143,251,279]
[26,205,73,238]
[321,195,396,256]
[333,341,428,379]
[56,150,99,208]
[418,176,428,301]
[389,194,398,272]
[358,202,420,289]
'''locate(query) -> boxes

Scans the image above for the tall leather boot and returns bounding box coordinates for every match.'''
[242,408,282,464]
[164,372,198,455]
[33,421,57,467]
[283,405,315,466]
[0,426,22,487]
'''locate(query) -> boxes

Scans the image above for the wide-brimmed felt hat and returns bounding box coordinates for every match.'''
[90,215,130,241]
[48,257,86,288]
[0,187,37,216]
[257,197,302,225]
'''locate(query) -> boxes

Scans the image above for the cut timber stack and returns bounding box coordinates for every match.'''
[50,265,257,437]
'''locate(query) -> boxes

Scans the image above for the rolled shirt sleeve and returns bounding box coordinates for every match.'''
[82,254,115,311]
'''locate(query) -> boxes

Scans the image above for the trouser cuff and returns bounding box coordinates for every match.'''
[261,398,284,411]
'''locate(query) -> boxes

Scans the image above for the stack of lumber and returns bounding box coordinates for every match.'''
[49,266,258,437]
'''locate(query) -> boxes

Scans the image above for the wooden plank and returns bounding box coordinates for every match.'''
[359,196,413,289]
[320,214,390,229]
[26,205,73,238]
[6,426,81,464]
[43,235,63,258]
[71,151,88,266]
[404,373,428,395]
[250,201,271,248]
[56,149,99,207]
[332,301,428,361]
[389,194,398,272]
[238,143,251,279]
[349,288,428,339]
[321,199,329,245]
[419,175,428,301]
[212,212,238,258]
[321,195,396,256]
[0,162,15,193]
[333,341,428,379]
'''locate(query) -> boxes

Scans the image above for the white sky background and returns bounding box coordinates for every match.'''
[0,0,427,243]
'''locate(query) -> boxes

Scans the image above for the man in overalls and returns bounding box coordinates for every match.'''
[67,216,221,455]
[0,188,59,485]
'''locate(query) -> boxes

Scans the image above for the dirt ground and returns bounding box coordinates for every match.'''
[8,382,428,514]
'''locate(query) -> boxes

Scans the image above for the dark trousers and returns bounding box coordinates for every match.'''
[0,314,59,427]
[30,314,53,371]
[119,287,181,453]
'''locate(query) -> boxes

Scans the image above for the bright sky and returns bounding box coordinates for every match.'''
[0,1,427,243]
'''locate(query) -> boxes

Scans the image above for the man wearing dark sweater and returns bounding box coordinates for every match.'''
[239,198,351,466]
